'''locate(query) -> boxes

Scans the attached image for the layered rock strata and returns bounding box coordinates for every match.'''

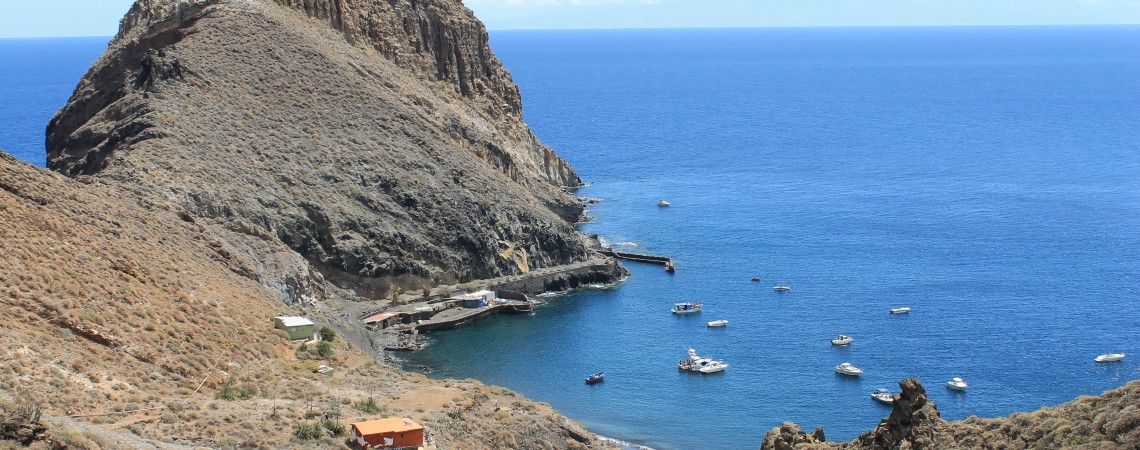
[47,0,616,305]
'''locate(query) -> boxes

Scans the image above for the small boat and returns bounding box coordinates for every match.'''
[658,200,671,207]
[834,362,863,376]
[831,335,853,346]
[773,285,791,292]
[889,307,912,314]
[1095,352,1126,363]
[585,372,605,384]
[946,377,968,391]
[751,277,761,282]
[694,360,729,373]
[707,319,729,327]
[671,302,703,314]
[871,388,894,404]
[678,348,729,373]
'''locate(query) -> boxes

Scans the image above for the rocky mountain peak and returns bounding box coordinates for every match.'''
[46,0,604,304]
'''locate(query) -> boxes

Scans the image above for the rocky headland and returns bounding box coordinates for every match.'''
[761,377,1140,450]
[2,0,1136,448]
[46,0,624,307]
[7,0,629,447]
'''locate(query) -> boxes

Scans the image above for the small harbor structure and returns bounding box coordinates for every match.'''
[350,417,424,449]
[599,249,676,273]
[272,316,315,340]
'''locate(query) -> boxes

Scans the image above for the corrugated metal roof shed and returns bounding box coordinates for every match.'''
[352,417,422,435]
[274,316,314,327]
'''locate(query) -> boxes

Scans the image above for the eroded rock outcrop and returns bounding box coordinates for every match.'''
[853,377,947,449]
[760,378,1140,450]
[47,0,619,304]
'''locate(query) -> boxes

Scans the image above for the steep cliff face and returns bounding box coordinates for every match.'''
[47,0,602,303]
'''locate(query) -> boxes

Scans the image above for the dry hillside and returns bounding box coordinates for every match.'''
[761,377,1140,450]
[47,0,620,307]
[0,152,611,449]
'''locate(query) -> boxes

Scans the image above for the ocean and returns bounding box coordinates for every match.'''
[3,27,1139,450]
[0,37,109,166]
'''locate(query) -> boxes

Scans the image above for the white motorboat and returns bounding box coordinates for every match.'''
[658,200,671,207]
[834,362,863,376]
[889,307,912,314]
[695,360,729,373]
[672,302,703,314]
[773,285,791,292]
[678,348,728,373]
[871,388,894,404]
[831,334,853,345]
[946,377,969,391]
[1095,352,1126,363]
[707,319,729,327]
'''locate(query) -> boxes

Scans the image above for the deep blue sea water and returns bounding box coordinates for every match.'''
[0,37,109,166]
[2,27,1139,450]
[401,27,1140,449]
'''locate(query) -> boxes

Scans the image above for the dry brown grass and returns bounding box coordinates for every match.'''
[0,153,613,449]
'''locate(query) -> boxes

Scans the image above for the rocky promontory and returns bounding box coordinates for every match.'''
[47,0,621,306]
[761,378,1140,450]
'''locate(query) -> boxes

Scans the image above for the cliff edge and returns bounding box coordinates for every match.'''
[760,378,1140,450]
[46,0,613,305]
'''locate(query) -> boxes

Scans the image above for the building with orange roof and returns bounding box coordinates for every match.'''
[350,417,424,449]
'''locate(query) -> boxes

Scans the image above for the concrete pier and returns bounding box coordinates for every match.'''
[598,250,675,272]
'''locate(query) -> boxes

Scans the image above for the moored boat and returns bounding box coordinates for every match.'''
[834,362,863,376]
[672,302,703,314]
[1095,352,1125,363]
[889,307,912,314]
[871,388,894,404]
[585,372,605,384]
[831,334,853,345]
[946,377,968,391]
[707,319,728,327]
[658,200,671,207]
[678,348,728,373]
[773,285,791,292]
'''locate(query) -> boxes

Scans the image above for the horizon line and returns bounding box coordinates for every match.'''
[2,22,1139,39]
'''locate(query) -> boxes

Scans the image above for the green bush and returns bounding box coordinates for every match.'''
[292,421,322,440]
[215,378,252,401]
[353,398,387,415]
[316,341,334,358]
[321,418,345,436]
[319,327,336,342]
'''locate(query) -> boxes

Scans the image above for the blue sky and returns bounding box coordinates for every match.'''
[2,0,1139,38]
